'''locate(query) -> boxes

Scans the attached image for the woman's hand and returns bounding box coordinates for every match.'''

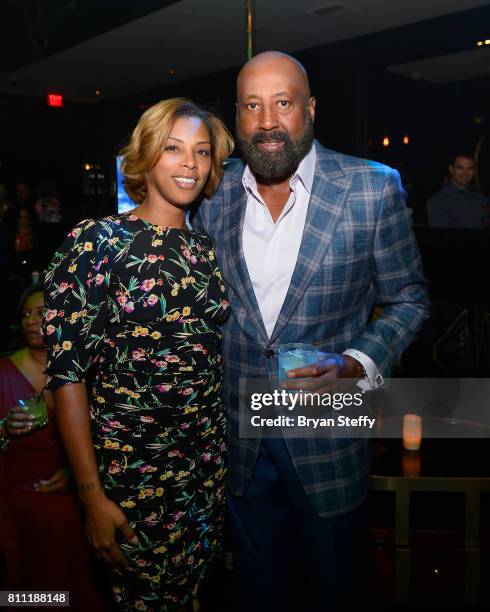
[34,469,72,494]
[6,405,35,436]
[84,495,139,569]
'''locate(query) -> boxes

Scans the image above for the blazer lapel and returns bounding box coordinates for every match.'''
[269,148,353,345]
[222,181,269,343]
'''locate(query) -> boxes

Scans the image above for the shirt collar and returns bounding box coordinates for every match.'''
[447,180,475,194]
[242,142,316,195]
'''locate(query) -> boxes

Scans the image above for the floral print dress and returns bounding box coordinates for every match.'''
[43,213,229,611]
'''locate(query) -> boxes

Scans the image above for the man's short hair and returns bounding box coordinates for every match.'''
[450,153,475,165]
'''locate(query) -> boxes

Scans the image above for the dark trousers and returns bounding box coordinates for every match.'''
[227,438,368,612]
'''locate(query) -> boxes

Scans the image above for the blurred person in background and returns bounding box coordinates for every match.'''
[0,183,13,224]
[14,180,35,212]
[34,178,62,223]
[14,206,35,254]
[426,153,489,228]
[0,286,111,611]
[0,183,14,273]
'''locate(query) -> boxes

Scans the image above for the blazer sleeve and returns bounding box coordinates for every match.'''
[43,219,113,390]
[348,169,430,376]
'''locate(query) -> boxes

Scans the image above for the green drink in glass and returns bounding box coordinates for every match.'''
[18,393,48,429]
[278,343,319,381]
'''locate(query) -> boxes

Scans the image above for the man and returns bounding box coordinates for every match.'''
[426,154,488,228]
[192,51,429,611]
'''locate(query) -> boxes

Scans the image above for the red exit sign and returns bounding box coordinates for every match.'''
[46,93,64,108]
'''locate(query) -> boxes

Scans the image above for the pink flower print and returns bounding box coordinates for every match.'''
[186,555,195,566]
[164,355,180,363]
[95,273,105,285]
[147,294,158,306]
[139,464,157,473]
[144,512,158,527]
[107,421,122,429]
[107,420,123,428]
[136,559,150,567]
[58,282,69,293]
[190,255,197,264]
[158,383,172,392]
[139,415,155,423]
[214,456,222,464]
[171,555,181,565]
[180,422,190,430]
[172,511,185,521]
[108,461,122,474]
[146,254,158,263]
[140,278,156,291]
[134,601,147,611]
[193,344,204,351]
[168,449,183,458]
[201,453,211,463]
[164,522,176,530]
[132,348,146,361]
[182,248,191,259]
[45,308,57,321]
[69,227,81,238]
[45,324,56,335]
[124,301,135,313]
[158,255,164,260]
[182,387,193,396]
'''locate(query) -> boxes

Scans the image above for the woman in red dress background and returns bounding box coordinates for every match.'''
[0,287,111,611]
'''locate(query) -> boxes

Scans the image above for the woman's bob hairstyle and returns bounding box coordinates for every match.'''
[120,98,234,204]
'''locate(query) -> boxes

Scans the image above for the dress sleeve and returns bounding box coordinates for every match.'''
[43,219,113,391]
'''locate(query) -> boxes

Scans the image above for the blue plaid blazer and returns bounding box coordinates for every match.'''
[192,142,429,517]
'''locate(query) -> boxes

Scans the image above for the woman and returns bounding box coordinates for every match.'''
[14,207,35,253]
[43,98,233,611]
[0,287,111,611]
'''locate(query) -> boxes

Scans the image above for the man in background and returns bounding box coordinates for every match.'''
[426,153,488,227]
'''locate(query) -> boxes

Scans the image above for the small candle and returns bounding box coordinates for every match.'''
[403,449,421,477]
[403,414,422,451]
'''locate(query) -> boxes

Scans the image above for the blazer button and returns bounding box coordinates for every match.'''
[265,349,275,359]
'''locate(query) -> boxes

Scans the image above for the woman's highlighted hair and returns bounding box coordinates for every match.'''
[120,98,234,204]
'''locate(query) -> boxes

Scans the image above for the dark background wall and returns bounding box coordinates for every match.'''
[0,4,489,225]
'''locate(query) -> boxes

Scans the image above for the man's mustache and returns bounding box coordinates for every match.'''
[252,131,289,145]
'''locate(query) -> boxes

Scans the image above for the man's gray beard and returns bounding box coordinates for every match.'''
[236,112,315,181]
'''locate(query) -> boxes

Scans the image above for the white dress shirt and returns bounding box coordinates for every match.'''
[241,144,383,390]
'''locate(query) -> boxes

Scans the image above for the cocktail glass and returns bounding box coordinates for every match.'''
[18,392,48,429]
[278,343,319,381]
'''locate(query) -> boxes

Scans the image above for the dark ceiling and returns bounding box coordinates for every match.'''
[0,0,178,72]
